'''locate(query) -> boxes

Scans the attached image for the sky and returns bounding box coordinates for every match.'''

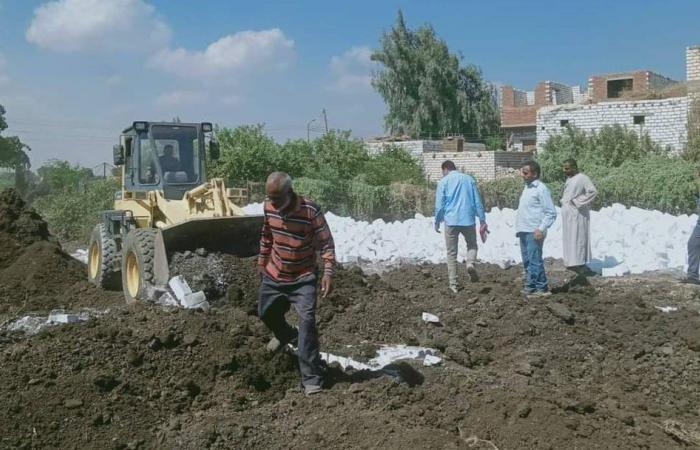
[0,0,699,169]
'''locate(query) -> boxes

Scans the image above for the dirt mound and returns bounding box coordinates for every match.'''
[0,188,105,315]
[3,252,700,449]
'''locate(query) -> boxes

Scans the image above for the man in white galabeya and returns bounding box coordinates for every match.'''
[516,160,557,298]
[434,160,487,293]
[560,158,597,275]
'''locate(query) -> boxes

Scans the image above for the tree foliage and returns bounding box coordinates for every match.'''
[208,125,424,187]
[539,125,664,183]
[0,105,30,170]
[371,11,500,140]
[37,159,94,192]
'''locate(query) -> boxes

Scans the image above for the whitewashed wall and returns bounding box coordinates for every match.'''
[537,97,690,153]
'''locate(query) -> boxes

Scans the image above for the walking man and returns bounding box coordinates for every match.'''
[258,172,336,395]
[681,168,700,285]
[561,159,597,274]
[434,160,487,293]
[516,161,557,297]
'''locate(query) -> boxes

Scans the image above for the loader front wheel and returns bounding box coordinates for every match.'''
[87,224,121,290]
[121,228,158,305]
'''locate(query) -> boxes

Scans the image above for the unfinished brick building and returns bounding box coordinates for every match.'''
[500,81,582,152]
[588,71,676,101]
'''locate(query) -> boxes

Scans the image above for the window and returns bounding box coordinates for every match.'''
[560,120,569,127]
[607,78,634,98]
[633,115,645,125]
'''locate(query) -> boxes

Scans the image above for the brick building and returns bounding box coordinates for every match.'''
[500,81,583,152]
[537,46,698,154]
[587,70,676,102]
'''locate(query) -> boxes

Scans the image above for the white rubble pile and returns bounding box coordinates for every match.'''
[4,308,109,335]
[244,203,696,276]
[321,345,441,371]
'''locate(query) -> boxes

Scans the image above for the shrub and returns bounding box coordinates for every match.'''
[539,125,664,183]
[33,178,119,242]
[361,145,424,186]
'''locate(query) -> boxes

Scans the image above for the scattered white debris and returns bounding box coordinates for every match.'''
[602,264,631,277]
[244,202,697,276]
[321,345,441,371]
[70,249,88,264]
[421,312,440,324]
[47,311,81,324]
[4,308,108,335]
[655,306,679,313]
[423,354,443,366]
[168,276,209,310]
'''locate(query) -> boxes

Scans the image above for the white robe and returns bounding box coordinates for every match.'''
[560,173,597,267]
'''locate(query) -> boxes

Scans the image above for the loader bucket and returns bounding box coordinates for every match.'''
[160,215,264,257]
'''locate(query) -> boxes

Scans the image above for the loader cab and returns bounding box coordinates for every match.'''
[117,121,214,200]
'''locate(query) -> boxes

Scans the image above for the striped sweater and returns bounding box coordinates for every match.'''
[258,195,336,283]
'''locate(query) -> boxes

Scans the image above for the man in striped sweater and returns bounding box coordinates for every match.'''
[258,172,336,395]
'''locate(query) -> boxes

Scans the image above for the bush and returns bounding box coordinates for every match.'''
[33,178,119,242]
[361,146,424,186]
[539,125,664,183]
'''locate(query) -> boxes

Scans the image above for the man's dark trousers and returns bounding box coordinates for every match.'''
[258,275,323,387]
[518,232,548,292]
[688,224,700,281]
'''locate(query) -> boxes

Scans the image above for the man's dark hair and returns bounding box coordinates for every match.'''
[441,160,457,171]
[563,158,578,169]
[522,160,541,178]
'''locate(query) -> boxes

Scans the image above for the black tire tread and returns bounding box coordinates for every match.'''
[121,228,158,304]
[88,224,121,290]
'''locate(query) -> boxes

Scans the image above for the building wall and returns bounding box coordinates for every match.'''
[588,71,651,101]
[366,140,441,157]
[648,72,677,91]
[422,151,532,182]
[537,97,691,153]
[688,45,700,95]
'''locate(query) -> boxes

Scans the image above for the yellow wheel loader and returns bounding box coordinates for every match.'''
[87,121,263,304]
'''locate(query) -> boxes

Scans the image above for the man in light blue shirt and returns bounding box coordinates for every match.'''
[434,160,487,293]
[516,160,557,298]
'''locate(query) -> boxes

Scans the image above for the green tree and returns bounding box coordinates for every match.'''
[371,11,500,140]
[37,160,93,192]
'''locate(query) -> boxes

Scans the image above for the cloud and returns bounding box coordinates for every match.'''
[26,0,171,53]
[149,29,294,80]
[155,90,208,106]
[104,74,125,86]
[327,46,376,94]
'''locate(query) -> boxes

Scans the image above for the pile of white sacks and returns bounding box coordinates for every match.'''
[243,203,697,277]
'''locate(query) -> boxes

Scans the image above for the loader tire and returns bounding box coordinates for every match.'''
[121,228,158,305]
[87,223,121,290]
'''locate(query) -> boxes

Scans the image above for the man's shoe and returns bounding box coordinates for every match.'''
[304,384,323,396]
[527,290,552,299]
[679,276,700,285]
[449,286,459,294]
[467,265,479,282]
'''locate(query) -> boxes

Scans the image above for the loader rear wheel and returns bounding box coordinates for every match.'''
[87,224,121,290]
[121,228,158,305]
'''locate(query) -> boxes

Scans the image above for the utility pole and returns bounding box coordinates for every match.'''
[322,109,328,133]
[307,119,316,143]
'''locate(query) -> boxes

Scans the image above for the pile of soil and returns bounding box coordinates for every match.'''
[0,188,115,317]
[2,237,700,448]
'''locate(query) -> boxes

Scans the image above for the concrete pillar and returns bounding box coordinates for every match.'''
[688,45,700,95]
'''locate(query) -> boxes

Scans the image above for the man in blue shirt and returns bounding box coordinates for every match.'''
[516,160,557,298]
[434,160,487,293]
